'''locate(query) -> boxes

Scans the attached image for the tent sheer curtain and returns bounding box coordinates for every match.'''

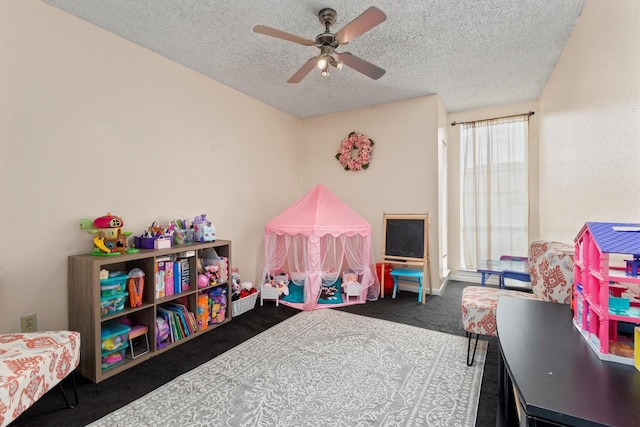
[260,233,379,308]
[460,115,529,269]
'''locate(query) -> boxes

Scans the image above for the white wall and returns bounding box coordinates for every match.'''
[0,0,300,332]
[538,0,640,243]
[300,96,442,293]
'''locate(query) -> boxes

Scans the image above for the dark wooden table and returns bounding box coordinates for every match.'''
[496,298,640,426]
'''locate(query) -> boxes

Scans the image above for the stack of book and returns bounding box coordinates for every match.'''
[155,251,194,298]
[156,303,197,343]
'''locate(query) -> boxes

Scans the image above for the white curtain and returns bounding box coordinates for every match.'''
[460,115,529,268]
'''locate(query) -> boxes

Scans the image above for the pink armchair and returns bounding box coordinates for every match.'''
[461,240,574,365]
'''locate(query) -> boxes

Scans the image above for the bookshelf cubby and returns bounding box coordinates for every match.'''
[68,240,231,383]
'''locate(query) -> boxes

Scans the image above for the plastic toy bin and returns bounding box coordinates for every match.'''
[100,273,128,297]
[100,321,131,370]
[134,236,156,249]
[100,291,128,316]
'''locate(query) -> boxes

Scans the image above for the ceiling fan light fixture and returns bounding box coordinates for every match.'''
[321,64,330,77]
[330,57,343,70]
[317,55,329,69]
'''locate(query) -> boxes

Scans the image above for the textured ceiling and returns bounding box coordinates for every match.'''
[42,0,586,119]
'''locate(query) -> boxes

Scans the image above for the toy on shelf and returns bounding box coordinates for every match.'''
[196,294,209,330]
[80,212,138,256]
[197,248,226,286]
[134,221,175,249]
[202,286,226,324]
[127,268,145,307]
[192,214,216,242]
[155,316,171,349]
[204,264,219,285]
[196,274,209,289]
[127,324,150,359]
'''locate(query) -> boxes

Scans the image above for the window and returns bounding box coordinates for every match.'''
[460,115,529,268]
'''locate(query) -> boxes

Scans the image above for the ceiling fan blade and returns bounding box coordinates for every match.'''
[335,52,385,80]
[336,6,387,45]
[253,25,315,46]
[287,57,319,83]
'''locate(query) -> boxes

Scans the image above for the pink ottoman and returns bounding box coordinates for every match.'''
[461,286,540,365]
[0,331,80,426]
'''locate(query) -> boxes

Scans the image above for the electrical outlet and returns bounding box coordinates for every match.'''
[21,314,37,333]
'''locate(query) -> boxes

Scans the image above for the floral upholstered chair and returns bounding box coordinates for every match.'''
[461,240,574,365]
[0,331,80,426]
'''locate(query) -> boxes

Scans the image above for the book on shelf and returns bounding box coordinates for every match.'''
[173,261,182,295]
[164,260,174,297]
[179,258,191,292]
[157,306,184,341]
[155,257,171,299]
[187,311,197,333]
[156,308,174,343]
[163,303,194,336]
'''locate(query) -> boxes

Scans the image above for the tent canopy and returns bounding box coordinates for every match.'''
[261,184,378,310]
[266,184,371,237]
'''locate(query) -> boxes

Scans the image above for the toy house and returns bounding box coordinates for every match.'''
[573,222,640,365]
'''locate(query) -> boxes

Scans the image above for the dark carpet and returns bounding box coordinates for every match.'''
[10,281,498,426]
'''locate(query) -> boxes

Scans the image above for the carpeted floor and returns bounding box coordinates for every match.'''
[10,280,499,426]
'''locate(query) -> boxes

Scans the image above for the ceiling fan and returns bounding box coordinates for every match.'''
[253,6,387,83]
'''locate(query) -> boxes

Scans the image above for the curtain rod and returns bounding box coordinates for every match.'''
[451,111,534,126]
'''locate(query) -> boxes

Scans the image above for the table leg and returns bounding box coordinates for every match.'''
[481,272,489,286]
[499,347,520,425]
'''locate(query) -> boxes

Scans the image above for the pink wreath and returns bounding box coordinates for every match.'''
[335,131,375,171]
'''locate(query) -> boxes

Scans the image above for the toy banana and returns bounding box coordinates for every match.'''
[93,237,111,253]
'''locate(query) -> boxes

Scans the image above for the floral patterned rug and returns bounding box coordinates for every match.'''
[88,309,487,427]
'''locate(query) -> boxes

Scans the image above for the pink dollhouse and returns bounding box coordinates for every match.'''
[574,222,640,364]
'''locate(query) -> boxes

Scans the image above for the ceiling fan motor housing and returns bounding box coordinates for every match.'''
[318,8,337,27]
[316,33,338,48]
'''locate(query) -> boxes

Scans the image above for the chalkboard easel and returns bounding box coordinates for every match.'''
[381,213,431,303]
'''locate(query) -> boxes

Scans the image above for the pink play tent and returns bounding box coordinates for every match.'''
[259,184,379,310]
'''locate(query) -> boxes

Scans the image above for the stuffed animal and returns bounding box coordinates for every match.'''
[274,277,289,296]
[239,281,257,299]
[320,285,339,300]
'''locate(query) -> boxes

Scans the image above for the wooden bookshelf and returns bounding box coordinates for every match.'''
[68,240,231,383]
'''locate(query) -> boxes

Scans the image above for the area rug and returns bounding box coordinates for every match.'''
[88,309,487,427]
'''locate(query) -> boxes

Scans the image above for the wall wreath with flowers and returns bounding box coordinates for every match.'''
[335,131,375,171]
